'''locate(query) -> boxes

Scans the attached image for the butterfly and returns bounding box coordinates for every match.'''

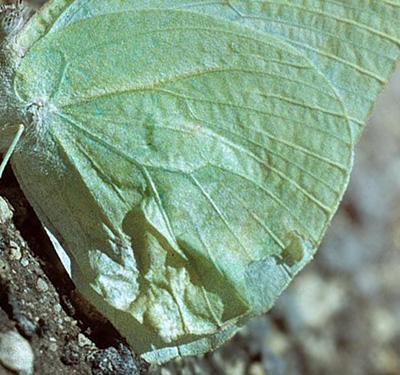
[0,0,399,364]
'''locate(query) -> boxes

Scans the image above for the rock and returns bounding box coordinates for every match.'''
[0,197,13,224]
[248,362,265,375]
[371,308,397,343]
[15,314,37,338]
[0,256,9,279]
[20,258,29,267]
[262,349,286,375]
[9,240,21,261]
[78,333,93,348]
[0,330,34,375]
[90,344,139,375]
[36,277,49,293]
[60,340,81,366]
[290,273,347,329]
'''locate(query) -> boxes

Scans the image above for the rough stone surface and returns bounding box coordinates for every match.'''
[90,345,140,375]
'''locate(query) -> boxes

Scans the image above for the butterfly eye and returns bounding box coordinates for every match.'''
[0,9,23,35]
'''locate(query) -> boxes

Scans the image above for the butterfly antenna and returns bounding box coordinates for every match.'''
[0,124,24,179]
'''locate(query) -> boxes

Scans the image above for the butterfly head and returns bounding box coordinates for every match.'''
[0,1,30,37]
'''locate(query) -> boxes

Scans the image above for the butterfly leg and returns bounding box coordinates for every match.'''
[0,124,24,179]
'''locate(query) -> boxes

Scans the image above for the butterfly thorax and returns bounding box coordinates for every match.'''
[0,2,33,136]
[0,41,26,147]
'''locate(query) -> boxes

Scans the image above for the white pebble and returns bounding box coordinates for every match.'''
[36,277,49,293]
[248,362,265,375]
[9,241,21,261]
[0,197,13,223]
[78,333,93,348]
[0,330,34,375]
[20,258,29,267]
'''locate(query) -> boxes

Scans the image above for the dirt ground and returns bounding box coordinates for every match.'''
[1,1,400,374]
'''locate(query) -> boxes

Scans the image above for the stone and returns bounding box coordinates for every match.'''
[15,314,36,338]
[0,330,34,375]
[20,258,29,267]
[0,197,13,223]
[91,344,139,375]
[78,333,93,348]
[0,256,9,279]
[9,240,21,261]
[36,277,49,293]
[248,362,265,375]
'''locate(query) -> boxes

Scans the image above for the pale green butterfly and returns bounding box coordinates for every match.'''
[0,0,399,364]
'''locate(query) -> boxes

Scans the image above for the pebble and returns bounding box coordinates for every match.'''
[53,304,62,313]
[78,333,93,348]
[49,343,58,352]
[91,345,139,375]
[20,258,29,267]
[9,241,22,261]
[211,351,248,375]
[248,362,265,375]
[192,361,211,375]
[0,197,13,223]
[291,274,346,329]
[0,330,34,375]
[224,360,247,375]
[15,314,37,338]
[36,277,49,293]
[262,349,286,375]
[60,341,80,365]
[372,308,397,343]
[267,328,289,355]
[0,257,9,278]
